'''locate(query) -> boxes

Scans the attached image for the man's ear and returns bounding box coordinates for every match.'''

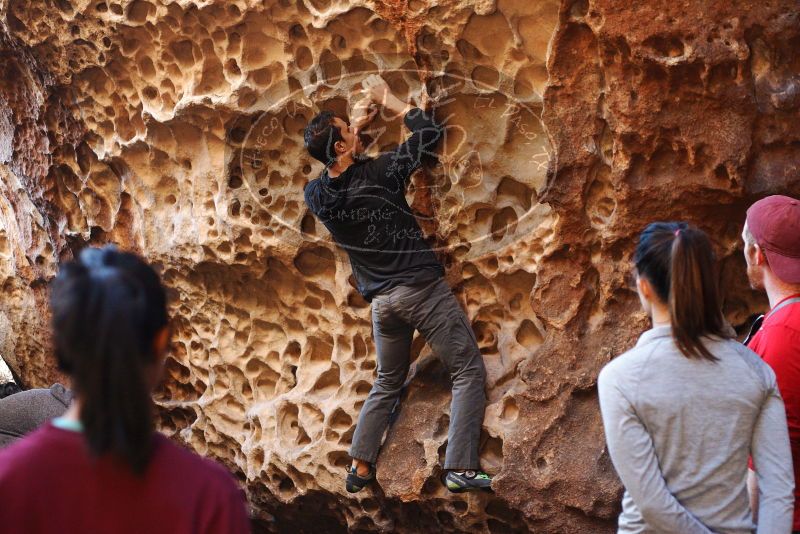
[637,276,653,301]
[755,245,766,266]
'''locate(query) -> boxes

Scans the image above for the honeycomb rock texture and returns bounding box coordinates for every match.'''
[1,0,799,532]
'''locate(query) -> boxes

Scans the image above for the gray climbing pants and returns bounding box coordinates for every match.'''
[349,276,487,470]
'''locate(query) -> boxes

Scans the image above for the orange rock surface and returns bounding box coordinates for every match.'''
[0,0,798,531]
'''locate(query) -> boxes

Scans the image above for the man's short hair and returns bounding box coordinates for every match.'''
[743,225,756,247]
[304,111,342,166]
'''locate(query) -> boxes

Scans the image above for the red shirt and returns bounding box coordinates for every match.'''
[0,423,251,534]
[749,293,800,530]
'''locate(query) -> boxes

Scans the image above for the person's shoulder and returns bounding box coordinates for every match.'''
[599,333,674,388]
[720,338,777,386]
[769,296,800,319]
[750,319,800,366]
[760,317,800,340]
[720,336,759,356]
[609,339,663,369]
[153,435,239,491]
[0,425,60,476]
[599,346,646,386]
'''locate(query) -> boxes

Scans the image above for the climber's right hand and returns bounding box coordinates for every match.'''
[362,74,393,106]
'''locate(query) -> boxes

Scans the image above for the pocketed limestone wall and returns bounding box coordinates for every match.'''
[0,0,798,531]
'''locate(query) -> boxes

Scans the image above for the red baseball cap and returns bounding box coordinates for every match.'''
[747,195,800,284]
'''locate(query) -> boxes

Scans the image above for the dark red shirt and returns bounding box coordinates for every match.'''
[0,423,251,534]
[749,293,800,530]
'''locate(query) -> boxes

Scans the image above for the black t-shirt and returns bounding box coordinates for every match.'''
[304,108,445,302]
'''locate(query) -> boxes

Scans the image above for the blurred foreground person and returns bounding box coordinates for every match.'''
[743,195,800,532]
[599,222,794,533]
[0,383,71,447]
[0,247,250,534]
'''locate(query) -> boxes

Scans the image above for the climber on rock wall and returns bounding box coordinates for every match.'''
[742,195,800,533]
[302,74,492,494]
[598,222,794,533]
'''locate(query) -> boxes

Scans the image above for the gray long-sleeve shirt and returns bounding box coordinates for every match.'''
[599,326,794,533]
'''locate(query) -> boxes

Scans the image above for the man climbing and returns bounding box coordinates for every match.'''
[302,75,491,493]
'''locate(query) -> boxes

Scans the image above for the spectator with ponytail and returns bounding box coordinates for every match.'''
[0,246,250,534]
[599,222,794,533]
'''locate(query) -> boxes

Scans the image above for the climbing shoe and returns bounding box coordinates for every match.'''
[444,470,493,493]
[345,465,375,493]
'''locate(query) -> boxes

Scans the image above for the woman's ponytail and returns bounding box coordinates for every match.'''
[51,247,168,474]
[635,222,731,361]
[668,228,728,360]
